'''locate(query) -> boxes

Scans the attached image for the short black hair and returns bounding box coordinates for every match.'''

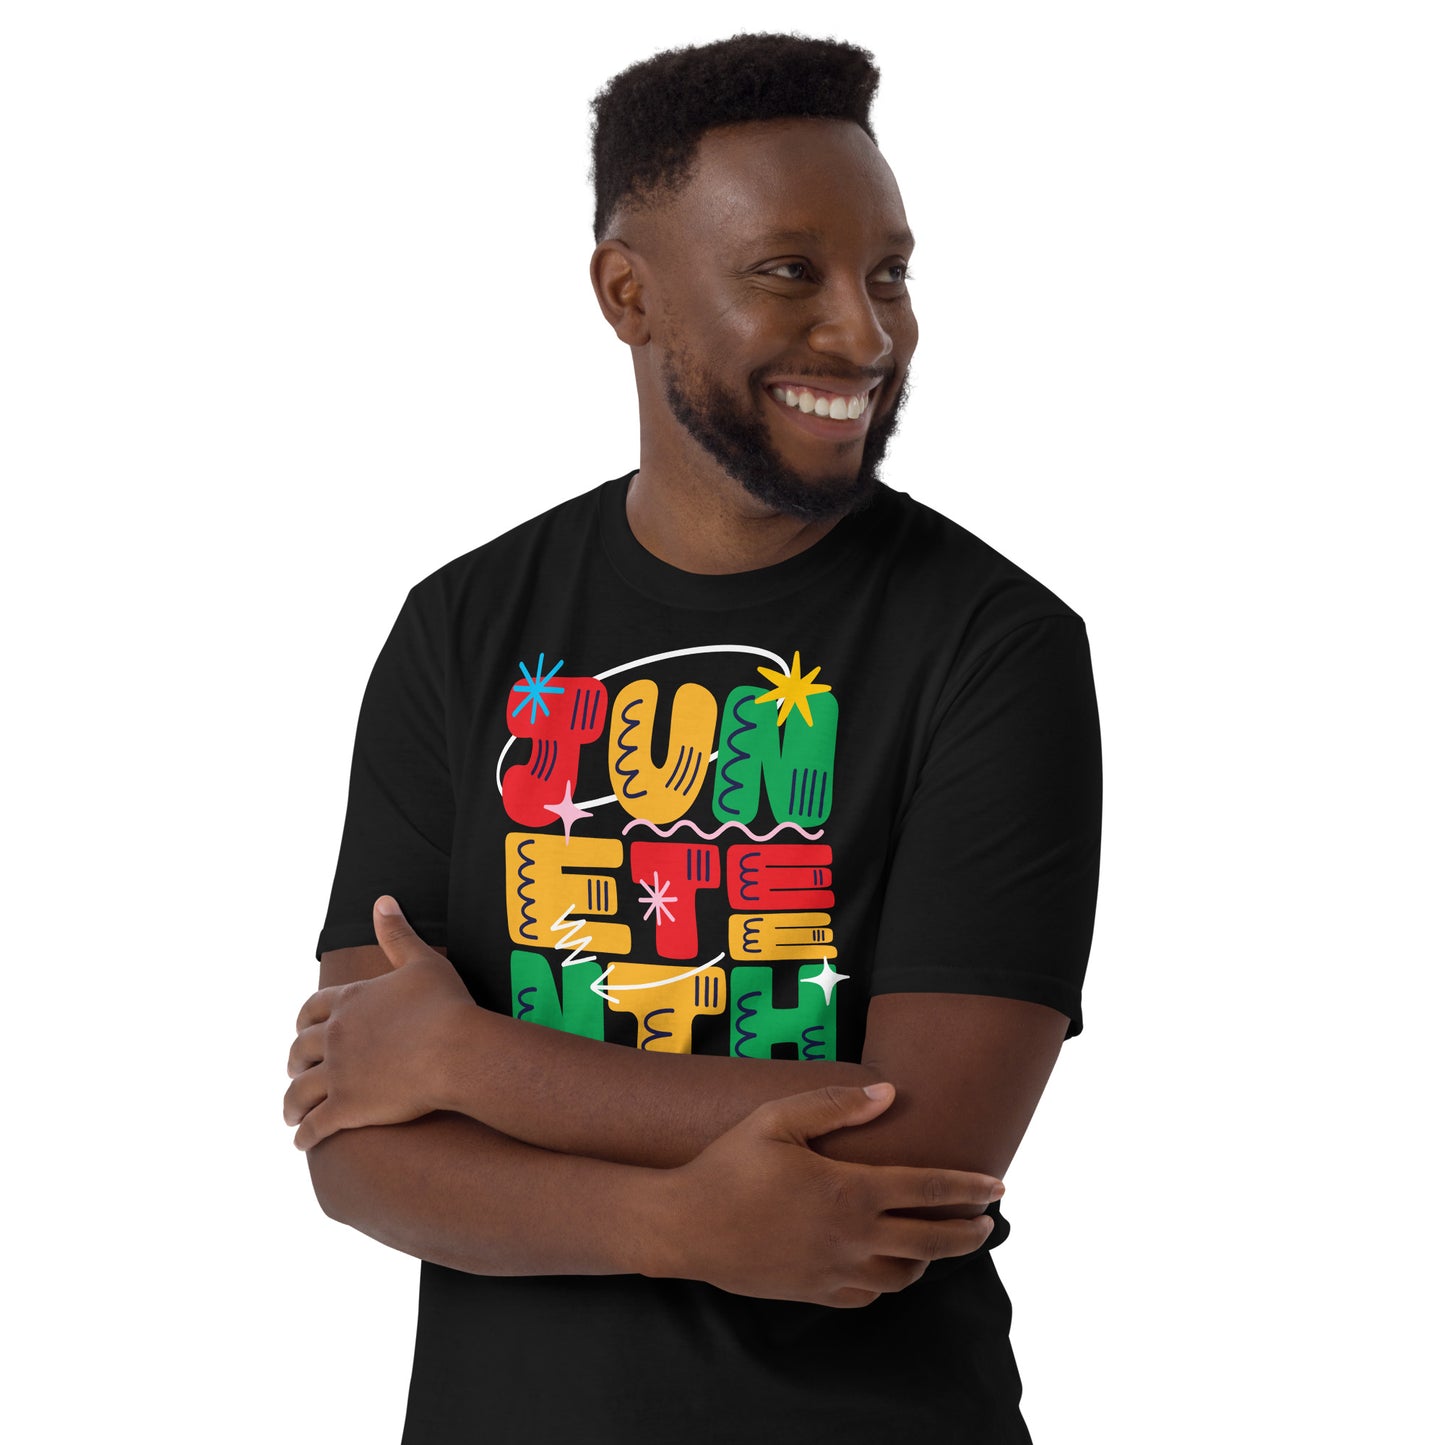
[589,33,881,242]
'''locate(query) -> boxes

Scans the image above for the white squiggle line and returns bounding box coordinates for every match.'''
[590,952,726,1001]
[495,643,786,801]
[621,818,825,842]
[551,907,597,967]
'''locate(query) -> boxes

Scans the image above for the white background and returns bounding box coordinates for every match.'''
[4,2,1440,1440]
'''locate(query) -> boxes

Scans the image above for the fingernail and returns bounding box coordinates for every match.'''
[376,895,400,916]
[990,1182,1006,1200]
[863,1082,892,1099]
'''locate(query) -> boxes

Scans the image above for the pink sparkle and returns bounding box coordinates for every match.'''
[638,871,677,924]
[543,779,593,843]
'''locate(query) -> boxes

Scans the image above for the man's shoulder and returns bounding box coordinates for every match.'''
[404,475,619,608]
[885,484,1085,641]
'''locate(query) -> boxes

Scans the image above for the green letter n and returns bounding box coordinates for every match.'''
[510,949,604,1040]
[711,687,837,827]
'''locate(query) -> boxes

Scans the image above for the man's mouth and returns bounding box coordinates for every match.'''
[766,383,875,422]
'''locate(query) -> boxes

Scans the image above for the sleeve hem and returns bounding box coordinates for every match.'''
[868,968,1083,1039]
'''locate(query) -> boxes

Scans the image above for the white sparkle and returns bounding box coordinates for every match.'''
[800,959,849,1006]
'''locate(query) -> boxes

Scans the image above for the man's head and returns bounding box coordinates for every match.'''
[589,35,917,525]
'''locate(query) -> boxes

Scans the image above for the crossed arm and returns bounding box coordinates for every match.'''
[288,899,1069,1307]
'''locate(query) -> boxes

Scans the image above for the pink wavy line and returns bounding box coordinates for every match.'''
[621,818,823,842]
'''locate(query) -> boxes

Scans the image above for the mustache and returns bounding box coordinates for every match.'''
[758,366,896,391]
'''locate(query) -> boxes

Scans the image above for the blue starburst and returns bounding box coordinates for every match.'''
[511,653,566,725]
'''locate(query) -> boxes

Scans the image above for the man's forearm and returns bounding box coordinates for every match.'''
[307,1108,668,1276]
[307,1088,1007,1309]
[438,1006,881,1168]
[305,931,998,1186]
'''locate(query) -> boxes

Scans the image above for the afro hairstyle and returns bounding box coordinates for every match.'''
[589,33,881,242]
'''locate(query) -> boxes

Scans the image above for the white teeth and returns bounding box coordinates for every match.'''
[772,385,871,420]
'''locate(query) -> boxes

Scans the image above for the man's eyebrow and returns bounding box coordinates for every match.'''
[744,227,916,250]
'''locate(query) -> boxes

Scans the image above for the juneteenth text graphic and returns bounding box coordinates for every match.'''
[496,645,849,1058]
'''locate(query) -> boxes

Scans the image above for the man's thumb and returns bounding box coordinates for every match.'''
[372,895,416,968]
[760,1081,895,1144]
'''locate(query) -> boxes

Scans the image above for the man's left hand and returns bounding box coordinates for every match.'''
[284,896,476,1150]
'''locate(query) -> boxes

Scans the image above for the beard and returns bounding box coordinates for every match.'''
[659,342,910,524]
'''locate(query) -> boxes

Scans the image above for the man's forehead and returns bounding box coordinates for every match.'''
[744,225,916,252]
[674,119,910,244]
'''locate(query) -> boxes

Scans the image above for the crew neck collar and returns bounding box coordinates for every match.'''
[597,469,902,612]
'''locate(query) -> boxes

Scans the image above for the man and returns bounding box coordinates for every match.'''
[286,33,1102,1444]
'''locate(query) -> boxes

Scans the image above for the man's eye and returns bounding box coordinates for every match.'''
[875,263,911,285]
[763,262,811,281]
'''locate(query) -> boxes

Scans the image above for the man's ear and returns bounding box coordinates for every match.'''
[590,240,651,347]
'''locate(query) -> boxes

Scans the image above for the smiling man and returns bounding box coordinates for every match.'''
[288,34,1102,1444]
[618,114,913,534]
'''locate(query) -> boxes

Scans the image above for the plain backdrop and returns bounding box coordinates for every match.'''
[3,3,1440,1440]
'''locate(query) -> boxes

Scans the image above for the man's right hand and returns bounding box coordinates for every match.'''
[644,1082,1003,1308]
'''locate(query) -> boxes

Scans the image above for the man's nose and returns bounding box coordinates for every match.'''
[807,279,894,369]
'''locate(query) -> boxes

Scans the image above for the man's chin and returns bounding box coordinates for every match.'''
[733,466,879,524]
[659,349,899,524]
[739,378,906,523]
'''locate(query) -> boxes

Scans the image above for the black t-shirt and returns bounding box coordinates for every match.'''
[318,471,1102,1443]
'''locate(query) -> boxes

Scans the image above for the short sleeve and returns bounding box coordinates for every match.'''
[870,614,1102,1037]
[315,583,455,960]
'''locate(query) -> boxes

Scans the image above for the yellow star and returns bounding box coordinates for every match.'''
[755,651,832,728]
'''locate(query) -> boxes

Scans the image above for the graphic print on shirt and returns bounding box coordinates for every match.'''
[497,646,849,1059]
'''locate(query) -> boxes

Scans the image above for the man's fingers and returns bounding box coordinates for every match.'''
[753,1081,896,1145]
[293,1098,342,1152]
[372,895,424,969]
[827,1287,883,1310]
[287,1023,326,1079]
[861,1162,1004,1214]
[874,1211,997,1264]
[295,988,337,1032]
[282,1065,327,1128]
[850,1253,930,1295]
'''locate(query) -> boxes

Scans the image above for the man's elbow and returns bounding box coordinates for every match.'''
[303,1125,395,1227]
[304,1132,355,1222]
